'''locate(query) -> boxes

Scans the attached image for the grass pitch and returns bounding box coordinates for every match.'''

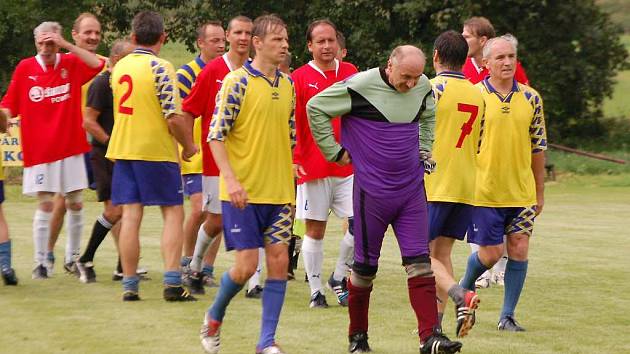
[1,176,629,354]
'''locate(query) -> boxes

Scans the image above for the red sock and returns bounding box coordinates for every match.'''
[348,278,373,336]
[408,275,439,342]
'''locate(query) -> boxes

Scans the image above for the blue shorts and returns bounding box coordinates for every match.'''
[0,181,4,203]
[182,173,202,196]
[111,160,183,206]
[467,206,537,246]
[428,202,474,241]
[221,202,292,251]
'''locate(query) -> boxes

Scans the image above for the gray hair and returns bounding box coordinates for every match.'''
[110,38,132,58]
[390,45,426,65]
[483,34,518,59]
[34,21,62,38]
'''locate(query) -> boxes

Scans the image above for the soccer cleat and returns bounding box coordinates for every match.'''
[287,270,295,281]
[348,332,371,353]
[186,271,206,295]
[498,316,526,332]
[327,273,349,306]
[200,318,221,354]
[46,252,55,276]
[202,273,218,288]
[112,268,150,281]
[123,291,140,301]
[309,291,329,308]
[455,291,480,338]
[493,271,505,286]
[420,329,462,354]
[474,272,491,289]
[64,261,80,277]
[256,344,286,354]
[76,262,97,283]
[2,268,18,285]
[32,264,49,279]
[164,286,197,302]
[246,285,264,299]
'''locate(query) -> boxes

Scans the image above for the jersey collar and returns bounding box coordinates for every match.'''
[307,59,339,78]
[243,61,282,87]
[482,77,519,103]
[35,53,61,72]
[470,57,483,74]
[133,48,156,56]
[195,55,206,70]
[222,53,234,72]
[436,71,466,79]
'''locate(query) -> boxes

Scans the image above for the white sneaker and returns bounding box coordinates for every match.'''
[475,271,492,289]
[200,318,221,354]
[257,344,286,354]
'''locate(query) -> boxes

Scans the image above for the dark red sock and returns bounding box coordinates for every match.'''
[348,278,373,336]
[408,275,439,342]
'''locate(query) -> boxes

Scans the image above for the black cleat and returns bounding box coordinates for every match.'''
[309,291,329,308]
[420,329,462,354]
[64,261,80,277]
[123,291,140,301]
[76,262,97,283]
[187,271,206,295]
[348,332,371,353]
[455,290,479,338]
[32,264,49,279]
[245,285,264,299]
[498,316,526,332]
[327,273,349,306]
[164,286,197,302]
[2,268,18,285]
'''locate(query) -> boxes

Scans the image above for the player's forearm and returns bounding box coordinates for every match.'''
[209,140,237,181]
[83,108,109,144]
[531,151,546,198]
[419,92,436,152]
[167,113,195,150]
[65,42,102,68]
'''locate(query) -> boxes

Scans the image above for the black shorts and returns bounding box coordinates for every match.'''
[90,147,114,202]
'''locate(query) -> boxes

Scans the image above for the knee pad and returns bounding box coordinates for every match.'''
[403,255,433,278]
[347,217,354,236]
[351,261,377,287]
[65,190,83,210]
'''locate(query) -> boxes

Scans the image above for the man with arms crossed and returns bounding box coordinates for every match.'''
[199,14,294,354]
[107,11,197,301]
[308,45,462,354]
[459,35,546,332]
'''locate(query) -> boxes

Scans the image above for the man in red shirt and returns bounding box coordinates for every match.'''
[181,15,253,294]
[0,21,104,279]
[292,20,358,308]
[462,16,529,85]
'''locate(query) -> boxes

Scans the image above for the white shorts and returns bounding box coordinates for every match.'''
[296,175,353,221]
[202,176,221,214]
[23,154,88,196]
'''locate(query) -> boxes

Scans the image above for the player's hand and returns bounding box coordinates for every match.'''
[181,145,199,162]
[225,175,248,209]
[336,150,351,166]
[420,150,436,174]
[38,32,71,49]
[293,164,307,179]
[535,195,544,216]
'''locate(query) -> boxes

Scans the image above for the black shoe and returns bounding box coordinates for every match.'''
[64,261,80,277]
[498,316,526,332]
[122,291,140,301]
[420,329,462,354]
[348,332,371,353]
[187,271,206,295]
[163,286,197,302]
[454,290,479,338]
[309,291,329,308]
[245,285,264,299]
[32,264,49,279]
[327,273,349,306]
[76,262,97,283]
[2,268,18,285]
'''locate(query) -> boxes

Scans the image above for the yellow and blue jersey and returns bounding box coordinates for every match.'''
[208,61,296,205]
[474,78,547,207]
[426,72,485,204]
[107,48,181,163]
[176,56,205,175]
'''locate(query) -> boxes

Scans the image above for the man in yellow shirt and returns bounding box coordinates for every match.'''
[107,11,197,302]
[459,35,546,332]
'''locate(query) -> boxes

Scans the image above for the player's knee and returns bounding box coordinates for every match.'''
[403,255,433,278]
[65,191,83,211]
[104,205,122,224]
[347,217,354,236]
[507,235,529,260]
[37,193,54,212]
[351,262,377,287]
[231,264,257,284]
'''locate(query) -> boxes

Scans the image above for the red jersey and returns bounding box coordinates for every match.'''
[182,54,233,176]
[1,53,104,167]
[462,57,529,85]
[292,60,357,184]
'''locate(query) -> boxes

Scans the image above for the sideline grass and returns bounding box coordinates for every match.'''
[1,179,629,353]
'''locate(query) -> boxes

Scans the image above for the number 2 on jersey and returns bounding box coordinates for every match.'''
[118,75,134,115]
[455,103,479,148]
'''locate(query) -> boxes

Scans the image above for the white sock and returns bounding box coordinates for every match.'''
[302,236,324,295]
[333,231,354,281]
[33,210,52,265]
[65,209,83,263]
[190,224,213,272]
[493,256,508,273]
[469,243,480,253]
[247,248,264,291]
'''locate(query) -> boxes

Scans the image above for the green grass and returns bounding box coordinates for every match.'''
[547,149,630,177]
[161,41,196,70]
[1,180,630,353]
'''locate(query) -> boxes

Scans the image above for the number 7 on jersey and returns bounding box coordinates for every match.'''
[456,103,479,148]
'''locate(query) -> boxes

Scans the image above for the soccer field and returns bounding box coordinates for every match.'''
[0,178,629,354]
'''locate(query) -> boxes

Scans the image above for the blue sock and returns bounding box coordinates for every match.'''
[208,271,244,322]
[0,240,11,272]
[203,264,214,276]
[501,259,528,319]
[180,256,192,267]
[460,252,490,291]
[164,271,182,287]
[258,279,288,350]
[122,275,140,293]
[47,251,55,264]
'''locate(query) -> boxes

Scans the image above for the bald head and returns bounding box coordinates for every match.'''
[386,45,426,92]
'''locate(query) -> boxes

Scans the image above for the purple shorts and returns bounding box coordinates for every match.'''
[353,182,429,275]
[111,160,183,206]
[221,202,292,251]
[428,202,474,241]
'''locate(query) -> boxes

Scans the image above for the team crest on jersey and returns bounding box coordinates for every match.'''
[501,105,510,114]
[29,86,45,102]
[272,91,280,100]
[60,68,68,79]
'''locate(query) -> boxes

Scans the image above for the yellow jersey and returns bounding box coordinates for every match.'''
[81,54,108,110]
[106,48,182,162]
[208,61,296,204]
[426,72,485,204]
[176,56,204,174]
[474,78,547,207]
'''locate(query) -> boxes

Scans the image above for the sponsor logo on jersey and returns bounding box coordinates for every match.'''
[28,75,38,81]
[307,83,319,90]
[29,83,71,103]
[272,91,280,100]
